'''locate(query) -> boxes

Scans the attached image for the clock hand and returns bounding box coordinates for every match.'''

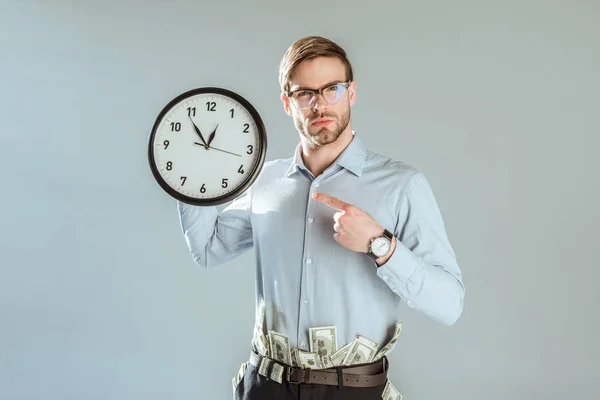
[207,124,218,147]
[188,116,208,147]
[193,142,242,157]
[210,146,242,157]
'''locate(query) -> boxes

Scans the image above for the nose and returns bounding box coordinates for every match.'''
[310,93,329,112]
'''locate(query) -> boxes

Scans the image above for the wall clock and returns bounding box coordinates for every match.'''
[148,87,267,206]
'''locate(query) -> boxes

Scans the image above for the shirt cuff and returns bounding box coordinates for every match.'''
[375,240,420,291]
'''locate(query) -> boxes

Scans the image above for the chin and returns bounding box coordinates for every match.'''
[308,126,342,146]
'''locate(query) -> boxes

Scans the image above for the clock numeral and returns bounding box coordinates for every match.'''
[166,161,173,171]
[247,145,253,154]
[222,178,228,188]
[230,109,234,118]
[243,123,250,133]
[163,140,170,149]
[206,101,216,111]
[238,165,244,174]
[170,122,181,132]
[200,184,206,193]
[187,107,196,117]
[180,176,187,186]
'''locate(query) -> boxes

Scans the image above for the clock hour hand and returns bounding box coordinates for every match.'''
[193,142,242,157]
[188,116,208,147]
[207,124,218,147]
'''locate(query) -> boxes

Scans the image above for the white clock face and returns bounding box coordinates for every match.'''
[150,91,265,203]
[372,237,391,257]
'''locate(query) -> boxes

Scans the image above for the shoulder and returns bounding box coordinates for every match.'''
[248,156,294,188]
[260,156,293,175]
[363,148,423,188]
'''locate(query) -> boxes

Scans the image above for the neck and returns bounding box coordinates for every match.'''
[300,125,354,177]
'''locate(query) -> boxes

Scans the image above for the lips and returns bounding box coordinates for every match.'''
[311,118,333,127]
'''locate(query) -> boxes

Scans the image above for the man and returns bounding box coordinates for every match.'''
[178,36,465,399]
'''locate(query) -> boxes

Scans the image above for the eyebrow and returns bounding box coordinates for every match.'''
[290,80,344,92]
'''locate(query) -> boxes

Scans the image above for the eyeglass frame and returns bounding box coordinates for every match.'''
[284,80,352,110]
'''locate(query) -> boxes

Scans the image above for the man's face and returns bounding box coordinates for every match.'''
[281,57,357,148]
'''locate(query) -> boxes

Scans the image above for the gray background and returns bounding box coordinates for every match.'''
[1,0,599,399]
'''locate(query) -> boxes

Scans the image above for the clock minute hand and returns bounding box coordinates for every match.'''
[193,142,242,157]
[188,116,207,147]
[210,146,241,157]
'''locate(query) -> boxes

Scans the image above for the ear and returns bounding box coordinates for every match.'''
[348,81,357,107]
[280,92,293,116]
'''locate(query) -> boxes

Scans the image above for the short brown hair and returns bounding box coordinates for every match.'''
[278,36,354,93]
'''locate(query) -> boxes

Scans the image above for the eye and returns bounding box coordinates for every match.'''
[294,90,313,97]
[325,85,339,92]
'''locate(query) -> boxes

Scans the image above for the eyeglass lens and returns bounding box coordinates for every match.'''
[293,83,348,109]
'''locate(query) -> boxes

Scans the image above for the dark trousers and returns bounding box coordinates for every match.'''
[234,361,388,400]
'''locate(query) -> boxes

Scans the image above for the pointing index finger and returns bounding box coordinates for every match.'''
[312,192,351,211]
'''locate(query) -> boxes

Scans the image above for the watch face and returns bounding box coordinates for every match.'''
[371,237,391,257]
[148,87,267,206]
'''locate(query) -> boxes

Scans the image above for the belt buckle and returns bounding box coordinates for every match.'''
[287,368,306,384]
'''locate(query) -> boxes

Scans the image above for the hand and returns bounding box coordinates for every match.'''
[312,192,384,253]
[189,116,208,147]
[207,124,218,146]
[193,142,242,157]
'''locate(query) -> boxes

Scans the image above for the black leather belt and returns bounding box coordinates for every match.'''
[249,351,388,388]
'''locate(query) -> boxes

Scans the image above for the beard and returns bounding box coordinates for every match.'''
[295,106,351,149]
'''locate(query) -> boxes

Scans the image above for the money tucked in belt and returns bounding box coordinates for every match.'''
[250,349,389,387]
[251,298,405,369]
[237,296,404,398]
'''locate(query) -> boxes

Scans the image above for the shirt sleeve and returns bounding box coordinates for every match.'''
[177,188,253,268]
[376,172,465,325]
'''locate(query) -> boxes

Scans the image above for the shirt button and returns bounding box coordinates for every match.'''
[382,275,389,281]
[314,182,320,187]
[308,217,314,223]
[306,259,312,264]
[303,299,309,305]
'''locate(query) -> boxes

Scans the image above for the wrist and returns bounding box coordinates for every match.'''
[376,235,396,267]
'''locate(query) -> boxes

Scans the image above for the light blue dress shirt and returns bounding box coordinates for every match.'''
[177,132,465,354]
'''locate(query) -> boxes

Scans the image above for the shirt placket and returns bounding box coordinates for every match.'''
[296,176,323,351]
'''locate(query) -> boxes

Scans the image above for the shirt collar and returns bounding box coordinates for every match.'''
[285,131,366,178]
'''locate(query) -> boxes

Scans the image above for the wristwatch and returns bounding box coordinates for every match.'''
[366,229,394,260]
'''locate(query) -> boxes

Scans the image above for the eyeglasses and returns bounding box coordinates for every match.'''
[286,80,351,110]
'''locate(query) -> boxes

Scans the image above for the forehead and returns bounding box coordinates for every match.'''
[289,56,346,90]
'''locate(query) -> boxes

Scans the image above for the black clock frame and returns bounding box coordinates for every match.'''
[148,87,267,206]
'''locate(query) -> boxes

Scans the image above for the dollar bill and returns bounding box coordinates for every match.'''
[291,348,300,367]
[309,326,338,357]
[319,355,334,369]
[381,380,402,400]
[297,349,323,369]
[270,362,285,383]
[232,361,248,391]
[342,334,379,366]
[258,356,286,384]
[296,349,335,369]
[374,321,404,361]
[330,341,352,366]
[238,361,248,380]
[268,330,292,365]
[252,296,270,357]
[258,357,271,378]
